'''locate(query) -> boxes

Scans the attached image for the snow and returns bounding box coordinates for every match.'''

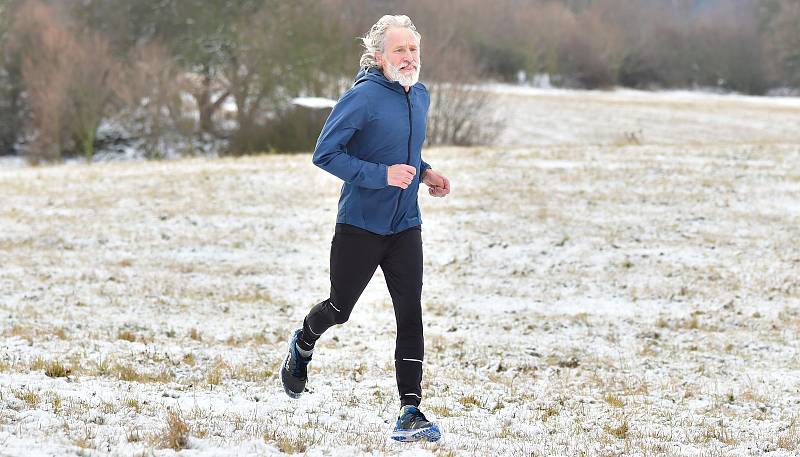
[486,84,800,147]
[291,97,337,109]
[2,89,800,455]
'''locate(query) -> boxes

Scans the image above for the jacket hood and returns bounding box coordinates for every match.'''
[354,67,411,94]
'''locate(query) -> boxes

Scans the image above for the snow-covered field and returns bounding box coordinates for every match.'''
[2,88,800,456]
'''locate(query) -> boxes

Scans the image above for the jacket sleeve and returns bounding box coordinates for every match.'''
[421,159,431,174]
[312,89,388,189]
[419,86,432,176]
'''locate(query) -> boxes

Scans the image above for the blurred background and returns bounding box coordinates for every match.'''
[0,0,798,163]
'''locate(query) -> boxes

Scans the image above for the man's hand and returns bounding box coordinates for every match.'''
[421,169,450,197]
[388,164,416,189]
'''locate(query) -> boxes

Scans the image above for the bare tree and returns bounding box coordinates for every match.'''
[124,43,194,158]
[8,0,73,162]
[9,0,122,162]
[67,32,122,160]
[400,0,504,146]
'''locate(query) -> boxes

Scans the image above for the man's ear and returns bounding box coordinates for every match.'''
[375,51,384,68]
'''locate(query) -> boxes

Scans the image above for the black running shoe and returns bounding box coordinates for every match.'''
[280,329,312,398]
[390,405,442,442]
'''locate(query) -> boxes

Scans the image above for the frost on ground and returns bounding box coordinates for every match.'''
[2,89,800,456]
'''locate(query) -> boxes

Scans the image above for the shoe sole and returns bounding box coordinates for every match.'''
[390,425,441,442]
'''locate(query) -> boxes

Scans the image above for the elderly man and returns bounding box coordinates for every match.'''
[280,14,449,442]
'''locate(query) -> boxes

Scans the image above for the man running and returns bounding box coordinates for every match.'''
[280,14,450,443]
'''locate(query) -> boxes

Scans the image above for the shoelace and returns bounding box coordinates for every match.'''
[291,350,311,379]
[401,408,428,427]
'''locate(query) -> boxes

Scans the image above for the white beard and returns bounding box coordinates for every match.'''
[385,60,420,87]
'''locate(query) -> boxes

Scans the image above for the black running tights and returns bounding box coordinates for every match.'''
[299,223,424,407]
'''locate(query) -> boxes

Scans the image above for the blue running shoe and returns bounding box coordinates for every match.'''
[390,405,441,442]
[280,329,312,398]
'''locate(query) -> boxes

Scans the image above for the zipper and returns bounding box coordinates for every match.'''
[389,89,414,234]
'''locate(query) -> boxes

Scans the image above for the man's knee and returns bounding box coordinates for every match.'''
[307,298,351,329]
[328,298,352,324]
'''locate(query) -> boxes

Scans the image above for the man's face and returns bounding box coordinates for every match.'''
[377,27,421,88]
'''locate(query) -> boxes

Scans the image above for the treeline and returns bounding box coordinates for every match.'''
[1,0,359,162]
[399,0,799,91]
[0,0,798,162]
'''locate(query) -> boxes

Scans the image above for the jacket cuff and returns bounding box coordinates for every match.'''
[380,163,389,188]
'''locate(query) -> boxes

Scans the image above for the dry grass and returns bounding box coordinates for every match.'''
[154,409,190,451]
[13,389,39,408]
[117,329,137,342]
[605,419,629,439]
[43,360,70,378]
[2,114,800,455]
[777,420,799,451]
[604,394,625,408]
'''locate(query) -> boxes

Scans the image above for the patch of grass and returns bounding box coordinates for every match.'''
[207,367,223,386]
[30,356,47,371]
[117,329,137,342]
[605,420,629,439]
[102,401,120,414]
[193,425,210,439]
[74,426,96,449]
[702,422,737,445]
[115,364,140,382]
[458,394,484,409]
[541,404,559,423]
[124,397,141,413]
[777,421,798,451]
[8,324,31,339]
[557,356,580,368]
[126,426,142,443]
[230,364,272,382]
[113,364,173,383]
[54,327,68,340]
[49,392,62,414]
[229,332,271,346]
[155,409,190,451]
[182,353,196,366]
[428,334,447,352]
[189,328,202,341]
[95,357,112,376]
[350,362,367,381]
[267,434,309,454]
[604,393,625,408]
[430,404,453,417]
[118,258,134,267]
[14,389,39,408]
[725,390,735,404]
[44,360,71,378]
[496,422,513,439]
[739,384,770,404]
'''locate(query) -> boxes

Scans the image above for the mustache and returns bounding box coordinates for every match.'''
[400,62,418,69]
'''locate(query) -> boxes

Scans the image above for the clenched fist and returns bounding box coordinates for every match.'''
[387,164,416,189]
[422,169,450,197]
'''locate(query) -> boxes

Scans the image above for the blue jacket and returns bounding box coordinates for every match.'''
[312,68,431,235]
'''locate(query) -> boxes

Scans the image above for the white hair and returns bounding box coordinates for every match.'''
[359,15,421,72]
